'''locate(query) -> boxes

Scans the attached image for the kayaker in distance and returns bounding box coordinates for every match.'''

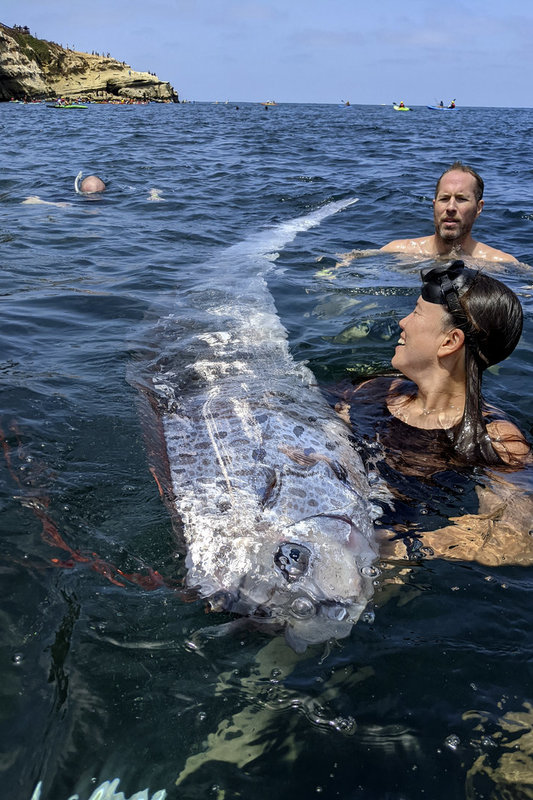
[381,161,518,263]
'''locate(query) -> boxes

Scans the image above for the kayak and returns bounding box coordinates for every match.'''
[393,105,411,111]
[427,105,457,111]
[47,104,88,109]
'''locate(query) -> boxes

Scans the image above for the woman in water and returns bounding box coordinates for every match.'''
[337,260,531,563]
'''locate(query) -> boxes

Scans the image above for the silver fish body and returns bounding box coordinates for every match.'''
[140,199,384,651]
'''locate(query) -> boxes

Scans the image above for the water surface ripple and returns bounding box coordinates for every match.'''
[1,102,532,800]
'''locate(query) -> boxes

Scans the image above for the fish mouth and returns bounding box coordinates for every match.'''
[284,599,362,653]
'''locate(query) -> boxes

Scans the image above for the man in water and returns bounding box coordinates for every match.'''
[381,161,517,263]
[22,173,107,206]
[75,173,106,194]
[79,175,106,193]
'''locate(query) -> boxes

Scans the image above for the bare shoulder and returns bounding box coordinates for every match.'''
[380,236,434,254]
[21,196,70,208]
[338,375,401,406]
[486,419,531,465]
[471,241,518,264]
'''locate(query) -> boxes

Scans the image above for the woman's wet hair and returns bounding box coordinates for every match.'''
[422,261,523,464]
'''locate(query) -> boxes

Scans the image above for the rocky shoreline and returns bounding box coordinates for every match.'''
[0,23,179,103]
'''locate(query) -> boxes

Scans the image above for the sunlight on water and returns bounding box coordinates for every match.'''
[1,102,532,800]
[30,779,166,800]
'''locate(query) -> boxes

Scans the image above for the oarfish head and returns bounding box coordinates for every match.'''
[217,513,379,652]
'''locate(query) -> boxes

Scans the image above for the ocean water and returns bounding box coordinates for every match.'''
[1,101,533,800]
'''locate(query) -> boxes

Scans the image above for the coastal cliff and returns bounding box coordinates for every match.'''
[0,23,178,102]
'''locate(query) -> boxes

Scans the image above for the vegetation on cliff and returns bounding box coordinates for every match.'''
[9,27,56,67]
[0,23,179,102]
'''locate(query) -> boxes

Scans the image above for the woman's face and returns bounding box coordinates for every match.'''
[392,296,451,379]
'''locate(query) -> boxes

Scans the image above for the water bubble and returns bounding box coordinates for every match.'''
[362,610,375,624]
[12,652,24,665]
[481,735,497,748]
[291,596,315,618]
[331,716,357,735]
[444,734,460,750]
[197,711,207,722]
[360,565,381,578]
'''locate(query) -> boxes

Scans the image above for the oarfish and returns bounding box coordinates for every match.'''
[135,198,385,652]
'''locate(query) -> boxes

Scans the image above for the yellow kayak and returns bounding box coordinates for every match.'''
[393,105,411,111]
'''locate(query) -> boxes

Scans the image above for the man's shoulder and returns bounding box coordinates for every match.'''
[471,240,518,264]
[380,236,434,254]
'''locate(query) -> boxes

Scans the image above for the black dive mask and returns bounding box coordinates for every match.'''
[420,260,478,315]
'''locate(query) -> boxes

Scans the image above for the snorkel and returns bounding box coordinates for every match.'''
[74,171,83,195]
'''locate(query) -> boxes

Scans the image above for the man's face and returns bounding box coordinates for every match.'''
[433,170,483,243]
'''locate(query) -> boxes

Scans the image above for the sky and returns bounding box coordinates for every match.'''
[3,0,532,107]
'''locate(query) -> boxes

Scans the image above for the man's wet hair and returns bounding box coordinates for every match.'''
[434,161,484,203]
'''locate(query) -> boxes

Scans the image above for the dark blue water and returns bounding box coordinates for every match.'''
[1,102,533,800]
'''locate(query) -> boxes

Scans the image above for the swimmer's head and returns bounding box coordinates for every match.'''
[420,259,523,464]
[420,260,523,367]
[75,172,106,195]
[81,175,106,193]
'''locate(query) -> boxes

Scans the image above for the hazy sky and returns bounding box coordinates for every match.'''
[3,0,532,106]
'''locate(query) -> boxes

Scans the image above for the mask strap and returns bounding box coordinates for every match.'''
[439,273,462,314]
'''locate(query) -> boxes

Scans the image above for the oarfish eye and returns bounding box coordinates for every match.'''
[275,542,312,582]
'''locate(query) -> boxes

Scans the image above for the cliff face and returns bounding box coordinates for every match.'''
[0,27,49,97]
[0,24,178,102]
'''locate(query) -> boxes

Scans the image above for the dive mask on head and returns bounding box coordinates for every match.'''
[420,260,478,315]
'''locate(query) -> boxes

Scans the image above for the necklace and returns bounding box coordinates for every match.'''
[392,395,464,426]
[421,402,461,416]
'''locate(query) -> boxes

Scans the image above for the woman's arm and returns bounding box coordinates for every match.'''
[378,474,533,567]
[486,419,532,466]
